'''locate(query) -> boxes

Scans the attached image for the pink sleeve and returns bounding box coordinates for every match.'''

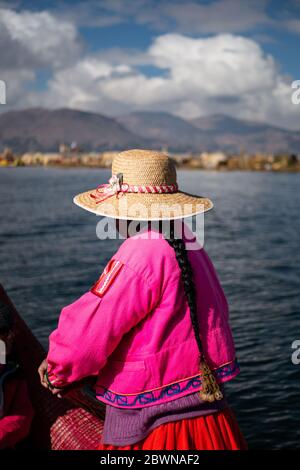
[46,261,159,388]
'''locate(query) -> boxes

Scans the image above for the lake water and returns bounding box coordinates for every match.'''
[0,167,299,449]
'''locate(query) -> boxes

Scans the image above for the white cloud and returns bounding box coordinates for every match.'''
[0,6,127,112]
[0,7,82,107]
[28,57,133,114]
[149,34,277,95]
[28,33,299,129]
[0,6,299,129]
[0,8,82,68]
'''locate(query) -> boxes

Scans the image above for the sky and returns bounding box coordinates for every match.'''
[0,0,300,128]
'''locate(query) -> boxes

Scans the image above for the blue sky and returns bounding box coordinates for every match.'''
[0,0,300,128]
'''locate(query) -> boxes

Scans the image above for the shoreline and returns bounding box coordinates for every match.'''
[1,149,300,172]
[1,163,300,173]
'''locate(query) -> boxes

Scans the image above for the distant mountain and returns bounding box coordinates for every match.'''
[0,108,148,153]
[0,108,300,154]
[190,114,300,154]
[118,111,300,153]
[116,111,209,151]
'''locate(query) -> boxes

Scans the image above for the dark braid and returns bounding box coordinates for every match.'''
[164,221,203,359]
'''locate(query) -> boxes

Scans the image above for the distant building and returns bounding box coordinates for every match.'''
[59,143,69,155]
[200,152,228,169]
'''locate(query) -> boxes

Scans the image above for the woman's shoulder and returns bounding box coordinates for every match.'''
[113,229,179,286]
[116,229,173,259]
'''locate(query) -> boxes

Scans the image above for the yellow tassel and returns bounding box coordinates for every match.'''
[199,359,223,402]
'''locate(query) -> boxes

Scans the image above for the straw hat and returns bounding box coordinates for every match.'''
[73,149,213,220]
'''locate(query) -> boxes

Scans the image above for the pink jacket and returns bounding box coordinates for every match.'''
[47,227,239,409]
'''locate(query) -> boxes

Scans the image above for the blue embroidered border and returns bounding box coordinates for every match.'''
[96,358,239,407]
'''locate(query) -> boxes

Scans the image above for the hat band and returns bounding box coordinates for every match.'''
[121,182,178,194]
[90,174,178,204]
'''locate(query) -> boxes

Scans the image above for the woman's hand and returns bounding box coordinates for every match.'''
[38,358,48,388]
[38,358,63,397]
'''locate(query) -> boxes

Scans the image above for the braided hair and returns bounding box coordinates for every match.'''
[162,220,223,402]
[164,221,203,359]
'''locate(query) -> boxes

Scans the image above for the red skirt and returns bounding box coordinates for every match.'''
[97,407,247,451]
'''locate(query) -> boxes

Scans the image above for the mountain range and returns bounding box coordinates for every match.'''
[0,107,299,154]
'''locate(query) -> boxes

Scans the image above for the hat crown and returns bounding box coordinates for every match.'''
[112,149,177,186]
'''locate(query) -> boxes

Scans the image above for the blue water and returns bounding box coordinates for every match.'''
[0,167,299,449]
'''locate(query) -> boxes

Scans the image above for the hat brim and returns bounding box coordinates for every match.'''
[73,188,213,220]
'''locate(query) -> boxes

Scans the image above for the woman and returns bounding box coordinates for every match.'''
[38,149,246,450]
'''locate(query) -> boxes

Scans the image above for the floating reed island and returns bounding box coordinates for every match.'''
[0,147,300,172]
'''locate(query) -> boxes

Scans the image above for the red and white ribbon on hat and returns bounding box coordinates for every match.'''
[90,173,178,204]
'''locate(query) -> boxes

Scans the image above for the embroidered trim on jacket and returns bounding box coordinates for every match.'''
[95,358,240,407]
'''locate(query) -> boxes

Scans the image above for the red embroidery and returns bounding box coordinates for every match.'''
[91,259,124,297]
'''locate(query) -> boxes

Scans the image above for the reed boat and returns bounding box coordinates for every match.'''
[0,284,105,450]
